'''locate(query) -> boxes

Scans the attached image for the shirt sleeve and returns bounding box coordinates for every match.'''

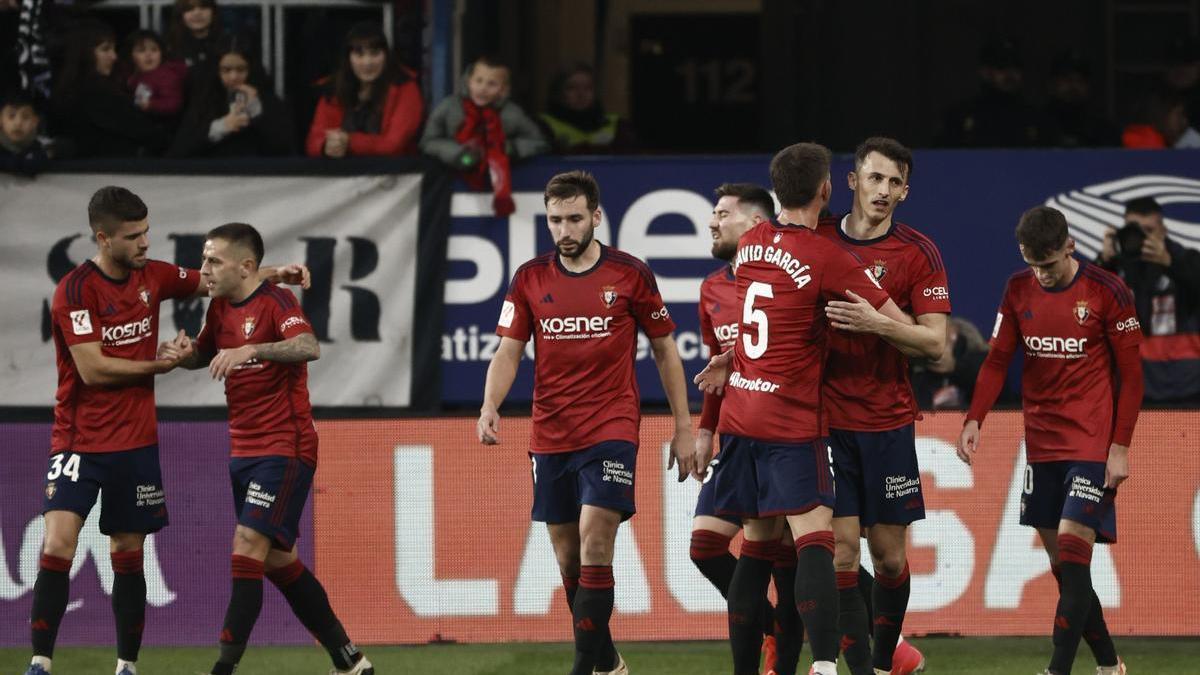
[821,244,892,309]
[965,281,1021,424]
[273,287,314,339]
[148,260,201,299]
[496,271,533,342]
[1103,279,1144,446]
[52,282,100,347]
[909,249,952,315]
[632,269,676,338]
[697,289,723,432]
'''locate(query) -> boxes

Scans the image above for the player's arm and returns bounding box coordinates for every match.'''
[958,300,1020,465]
[208,333,320,381]
[649,333,697,482]
[695,300,722,478]
[69,341,179,386]
[1105,287,1145,489]
[478,336,525,445]
[825,292,947,359]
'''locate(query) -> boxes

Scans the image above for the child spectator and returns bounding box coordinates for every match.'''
[50,20,167,157]
[167,0,223,69]
[0,90,54,162]
[168,34,293,157]
[305,22,422,159]
[125,30,187,123]
[540,63,635,153]
[421,55,548,216]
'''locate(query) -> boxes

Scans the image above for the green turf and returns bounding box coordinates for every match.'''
[3,638,1198,674]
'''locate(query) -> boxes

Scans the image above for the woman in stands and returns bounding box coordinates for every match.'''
[305,22,423,158]
[166,0,223,70]
[168,34,293,157]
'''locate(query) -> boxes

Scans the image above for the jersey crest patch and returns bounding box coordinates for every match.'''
[1074,300,1090,325]
[600,285,619,308]
[138,285,150,307]
[243,316,256,338]
[869,259,888,281]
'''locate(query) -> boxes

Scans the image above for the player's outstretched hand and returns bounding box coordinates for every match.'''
[694,350,732,395]
[156,330,194,368]
[826,290,885,333]
[667,426,696,483]
[1104,443,1129,489]
[692,429,715,481]
[957,420,980,465]
[478,407,500,445]
[276,263,312,289]
[209,345,255,381]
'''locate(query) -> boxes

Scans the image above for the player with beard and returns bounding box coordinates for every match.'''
[30,186,307,675]
[690,182,805,675]
[478,170,695,675]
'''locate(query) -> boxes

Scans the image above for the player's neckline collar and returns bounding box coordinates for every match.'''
[1039,258,1086,294]
[837,214,894,245]
[555,242,607,277]
[230,281,268,307]
[86,259,132,285]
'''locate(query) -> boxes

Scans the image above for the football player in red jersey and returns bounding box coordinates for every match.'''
[816,138,944,675]
[696,143,911,675]
[691,183,805,675]
[30,187,307,675]
[958,206,1142,675]
[159,223,371,675]
[478,171,695,675]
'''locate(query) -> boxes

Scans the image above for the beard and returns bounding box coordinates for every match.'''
[711,238,737,262]
[556,227,595,259]
[114,249,148,270]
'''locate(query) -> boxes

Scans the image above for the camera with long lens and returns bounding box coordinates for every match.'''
[1114,222,1146,260]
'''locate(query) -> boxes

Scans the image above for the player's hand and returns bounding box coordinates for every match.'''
[478,407,501,445]
[1104,443,1129,489]
[826,290,887,334]
[957,420,980,465]
[209,344,256,381]
[692,428,715,481]
[694,350,732,395]
[157,329,190,361]
[1140,232,1171,267]
[274,263,311,289]
[667,426,695,483]
[1100,228,1118,263]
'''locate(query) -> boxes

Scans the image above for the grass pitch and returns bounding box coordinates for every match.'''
[3,637,1198,673]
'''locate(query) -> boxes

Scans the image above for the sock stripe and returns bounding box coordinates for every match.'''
[739,539,776,561]
[265,559,305,587]
[39,553,72,573]
[111,549,144,575]
[231,554,265,580]
[836,570,859,590]
[689,529,733,560]
[875,562,910,589]
[579,565,614,590]
[774,540,798,567]
[561,574,579,591]
[1058,533,1093,566]
[794,530,835,556]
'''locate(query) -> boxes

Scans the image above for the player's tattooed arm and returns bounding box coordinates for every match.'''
[258,264,312,289]
[252,333,321,363]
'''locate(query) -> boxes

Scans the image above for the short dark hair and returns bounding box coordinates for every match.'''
[544,170,600,211]
[1,89,37,111]
[1015,206,1070,260]
[769,142,832,209]
[123,29,166,62]
[87,186,148,235]
[207,222,264,265]
[1125,196,1163,216]
[854,136,914,181]
[714,183,775,219]
[470,54,510,78]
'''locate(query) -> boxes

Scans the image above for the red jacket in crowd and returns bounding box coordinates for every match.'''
[305,80,423,157]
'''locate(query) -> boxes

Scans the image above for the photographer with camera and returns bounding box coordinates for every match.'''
[1098,197,1200,403]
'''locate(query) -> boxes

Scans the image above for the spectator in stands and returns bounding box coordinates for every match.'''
[1164,36,1200,124]
[167,33,293,157]
[305,22,422,159]
[909,316,989,410]
[1097,197,1200,403]
[167,0,223,70]
[539,63,634,154]
[125,30,186,129]
[0,89,55,165]
[421,55,548,216]
[940,38,1040,147]
[1038,50,1116,148]
[1121,86,1200,149]
[50,20,167,157]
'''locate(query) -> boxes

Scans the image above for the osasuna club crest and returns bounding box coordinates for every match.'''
[137,285,150,306]
[45,481,56,500]
[869,259,888,282]
[600,285,619,308]
[243,316,256,338]
[1074,300,1090,325]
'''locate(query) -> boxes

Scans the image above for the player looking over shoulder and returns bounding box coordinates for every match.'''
[30,187,307,675]
[477,170,695,675]
[958,206,1142,675]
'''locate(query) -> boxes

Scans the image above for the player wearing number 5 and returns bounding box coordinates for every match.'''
[696,143,912,675]
[30,187,308,675]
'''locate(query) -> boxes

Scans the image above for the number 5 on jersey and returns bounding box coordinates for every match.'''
[742,281,772,359]
[47,453,81,482]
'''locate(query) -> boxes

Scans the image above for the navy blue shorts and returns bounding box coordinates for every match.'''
[42,445,168,535]
[829,425,926,526]
[229,456,315,550]
[1020,461,1117,543]
[693,453,741,525]
[712,434,835,519]
[530,441,637,524]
